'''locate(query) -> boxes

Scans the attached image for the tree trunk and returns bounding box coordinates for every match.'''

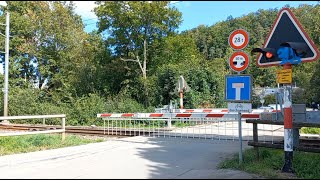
[143,39,149,107]
[143,39,147,79]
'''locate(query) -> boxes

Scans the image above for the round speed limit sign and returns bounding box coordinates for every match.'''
[228,29,249,50]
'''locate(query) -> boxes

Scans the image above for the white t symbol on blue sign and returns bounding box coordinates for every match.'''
[232,83,244,100]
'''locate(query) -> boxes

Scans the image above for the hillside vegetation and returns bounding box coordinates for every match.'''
[0,2,319,125]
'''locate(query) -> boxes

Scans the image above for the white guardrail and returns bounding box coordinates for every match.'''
[0,114,66,140]
[96,112,285,143]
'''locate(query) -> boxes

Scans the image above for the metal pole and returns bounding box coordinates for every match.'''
[2,11,9,124]
[61,117,66,141]
[238,111,243,164]
[168,102,172,128]
[237,71,243,164]
[276,92,278,121]
[281,64,294,173]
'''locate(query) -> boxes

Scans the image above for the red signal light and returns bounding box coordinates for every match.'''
[266,52,273,58]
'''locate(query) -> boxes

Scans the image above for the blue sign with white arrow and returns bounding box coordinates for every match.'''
[225,75,252,102]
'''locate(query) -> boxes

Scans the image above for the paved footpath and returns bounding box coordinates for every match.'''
[0,136,264,179]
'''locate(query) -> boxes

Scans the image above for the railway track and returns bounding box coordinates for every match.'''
[0,124,58,131]
[66,126,145,136]
[248,137,320,153]
[0,124,157,137]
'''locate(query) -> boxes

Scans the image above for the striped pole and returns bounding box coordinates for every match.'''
[281,64,294,173]
[180,91,184,109]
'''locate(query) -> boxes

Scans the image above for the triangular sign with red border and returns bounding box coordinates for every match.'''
[256,8,320,67]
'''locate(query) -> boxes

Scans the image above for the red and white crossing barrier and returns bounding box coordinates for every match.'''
[177,109,228,113]
[174,108,279,113]
[97,112,260,119]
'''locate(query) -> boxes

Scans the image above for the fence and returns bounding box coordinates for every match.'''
[97,112,284,143]
[0,114,66,140]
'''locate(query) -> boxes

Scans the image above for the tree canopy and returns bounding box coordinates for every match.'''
[0,1,319,124]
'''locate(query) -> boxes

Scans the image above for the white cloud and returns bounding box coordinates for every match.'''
[72,1,98,19]
[0,1,7,6]
[72,1,182,19]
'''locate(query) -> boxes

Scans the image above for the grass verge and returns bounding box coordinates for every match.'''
[301,127,320,134]
[0,134,104,156]
[218,147,320,179]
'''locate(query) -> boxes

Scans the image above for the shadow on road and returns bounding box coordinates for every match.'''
[115,136,266,179]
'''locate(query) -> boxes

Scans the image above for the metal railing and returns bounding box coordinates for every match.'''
[0,114,66,140]
[97,113,284,143]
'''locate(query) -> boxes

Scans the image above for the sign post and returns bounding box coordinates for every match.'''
[176,76,190,109]
[227,29,251,165]
[282,64,294,173]
[238,112,242,162]
[225,74,252,165]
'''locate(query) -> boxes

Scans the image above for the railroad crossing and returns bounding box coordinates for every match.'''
[0,6,319,178]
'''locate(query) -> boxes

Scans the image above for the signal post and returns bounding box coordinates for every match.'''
[282,64,294,173]
[251,8,320,173]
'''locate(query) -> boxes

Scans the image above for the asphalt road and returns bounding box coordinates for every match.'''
[0,136,264,179]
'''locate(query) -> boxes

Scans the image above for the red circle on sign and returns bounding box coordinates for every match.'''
[228,29,249,50]
[229,51,250,72]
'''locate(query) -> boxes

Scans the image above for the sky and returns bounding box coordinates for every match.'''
[72,1,319,33]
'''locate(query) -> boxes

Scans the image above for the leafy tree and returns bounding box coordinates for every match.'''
[0,1,110,103]
[0,1,319,123]
[94,1,182,106]
[155,64,180,107]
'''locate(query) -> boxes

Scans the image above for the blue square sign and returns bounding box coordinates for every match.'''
[225,75,252,102]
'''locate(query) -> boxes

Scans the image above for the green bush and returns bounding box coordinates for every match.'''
[105,94,153,113]
[68,93,107,126]
[8,87,40,116]
[2,87,154,126]
[5,87,69,124]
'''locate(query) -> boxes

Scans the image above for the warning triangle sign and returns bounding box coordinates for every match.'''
[256,8,320,67]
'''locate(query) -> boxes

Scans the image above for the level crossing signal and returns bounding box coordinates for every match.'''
[252,8,319,67]
[251,42,309,65]
[250,7,320,174]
